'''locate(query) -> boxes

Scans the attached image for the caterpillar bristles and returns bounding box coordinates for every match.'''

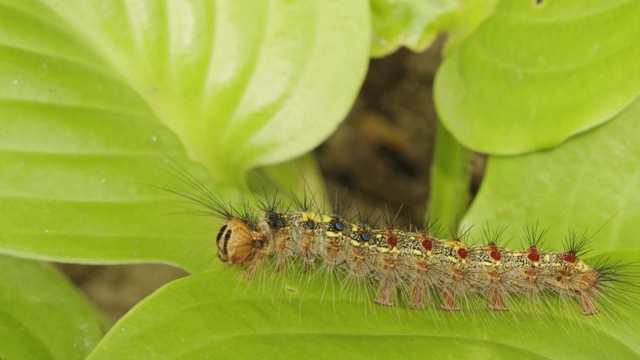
[159,168,638,321]
[583,257,640,328]
[467,225,511,312]
[151,156,234,219]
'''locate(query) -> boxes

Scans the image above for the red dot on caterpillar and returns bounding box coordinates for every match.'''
[487,242,501,262]
[563,249,577,264]
[527,246,541,263]
[421,237,433,252]
[386,233,398,248]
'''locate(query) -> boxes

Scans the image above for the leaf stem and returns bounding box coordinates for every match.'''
[427,122,473,237]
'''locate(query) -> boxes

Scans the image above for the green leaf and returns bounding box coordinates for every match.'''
[0,0,369,271]
[368,0,498,58]
[88,259,640,359]
[442,0,498,53]
[369,0,458,57]
[462,96,640,254]
[0,255,106,360]
[435,0,640,154]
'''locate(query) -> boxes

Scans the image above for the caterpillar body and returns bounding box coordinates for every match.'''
[212,203,620,316]
[162,160,634,318]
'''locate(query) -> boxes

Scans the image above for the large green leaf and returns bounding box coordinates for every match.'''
[369,0,458,57]
[369,0,497,58]
[0,255,106,360]
[0,0,369,271]
[88,257,640,359]
[462,96,640,254]
[435,0,640,154]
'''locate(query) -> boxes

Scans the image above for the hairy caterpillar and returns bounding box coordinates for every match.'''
[163,161,636,318]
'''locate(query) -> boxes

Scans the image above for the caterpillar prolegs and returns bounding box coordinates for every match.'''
[213,203,623,316]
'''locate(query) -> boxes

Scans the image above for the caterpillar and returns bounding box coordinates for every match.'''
[163,161,636,318]
[216,205,609,315]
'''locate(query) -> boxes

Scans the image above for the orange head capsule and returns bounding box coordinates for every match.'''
[215,218,266,265]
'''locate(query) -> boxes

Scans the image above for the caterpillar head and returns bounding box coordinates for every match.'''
[215,218,267,265]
